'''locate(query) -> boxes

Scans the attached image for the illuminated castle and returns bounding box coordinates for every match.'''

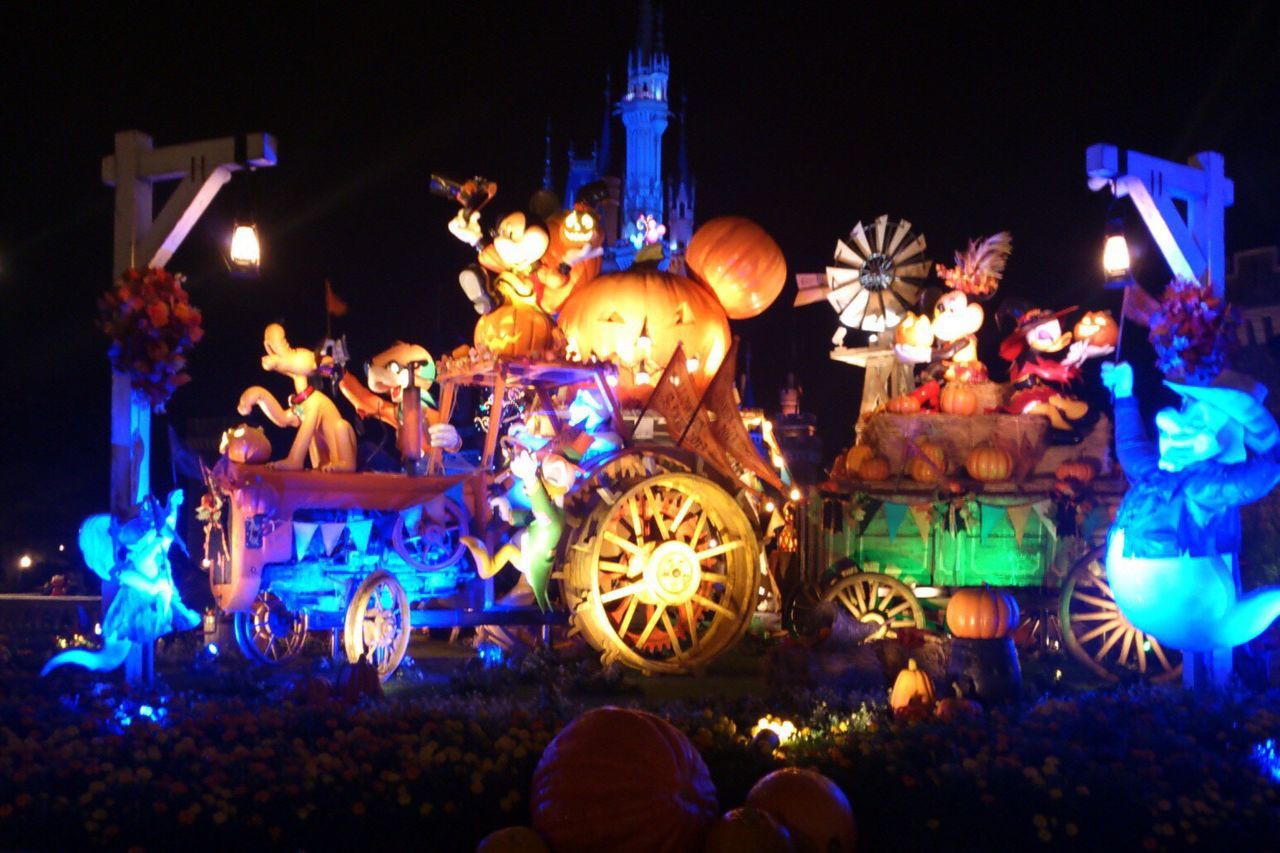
[560,1,694,271]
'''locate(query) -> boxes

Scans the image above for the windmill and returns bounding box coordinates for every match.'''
[795,215,930,418]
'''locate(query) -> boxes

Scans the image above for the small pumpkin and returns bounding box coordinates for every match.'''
[220,423,271,464]
[745,767,856,853]
[890,658,936,716]
[856,455,891,482]
[1055,457,1097,484]
[895,312,934,348]
[965,445,1013,482]
[474,302,564,359]
[885,394,923,415]
[1073,310,1119,349]
[684,216,788,320]
[946,585,1020,639]
[934,683,983,722]
[532,707,718,852]
[907,441,947,484]
[844,444,874,475]
[939,383,979,416]
[704,807,795,853]
[475,826,551,852]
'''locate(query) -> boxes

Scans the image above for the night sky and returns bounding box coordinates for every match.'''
[2,2,1278,557]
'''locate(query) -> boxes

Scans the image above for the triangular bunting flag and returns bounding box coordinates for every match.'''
[1030,499,1057,542]
[1080,505,1107,542]
[883,502,909,542]
[859,498,884,537]
[908,503,933,546]
[348,518,374,553]
[293,522,319,561]
[1006,504,1033,547]
[980,503,1003,543]
[320,522,346,555]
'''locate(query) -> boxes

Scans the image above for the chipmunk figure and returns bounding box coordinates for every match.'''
[237,323,357,472]
[338,341,461,456]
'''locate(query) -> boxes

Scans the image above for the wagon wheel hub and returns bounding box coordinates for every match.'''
[644,540,703,606]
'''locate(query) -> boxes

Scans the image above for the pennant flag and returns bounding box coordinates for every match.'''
[700,338,786,491]
[1031,499,1057,541]
[980,503,1003,543]
[648,343,736,480]
[293,522,319,561]
[858,497,884,537]
[325,279,349,317]
[1121,283,1160,328]
[883,502,909,542]
[320,522,346,555]
[1006,504,1033,547]
[348,518,374,553]
[1080,505,1107,542]
[908,503,933,546]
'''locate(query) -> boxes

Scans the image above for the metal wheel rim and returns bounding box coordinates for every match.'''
[821,571,924,640]
[233,590,308,665]
[343,570,411,681]
[392,496,468,571]
[1059,544,1182,682]
[565,473,759,674]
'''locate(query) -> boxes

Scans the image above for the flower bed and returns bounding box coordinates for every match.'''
[0,668,1276,851]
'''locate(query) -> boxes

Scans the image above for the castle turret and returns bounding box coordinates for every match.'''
[617,0,670,235]
[667,93,695,251]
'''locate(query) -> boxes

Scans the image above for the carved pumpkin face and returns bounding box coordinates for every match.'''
[895,313,934,348]
[1073,310,1118,348]
[932,291,984,342]
[684,216,787,320]
[540,209,605,315]
[492,212,549,271]
[220,423,271,464]
[558,268,731,407]
[474,303,564,359]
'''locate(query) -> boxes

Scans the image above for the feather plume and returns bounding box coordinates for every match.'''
[936,231,1013,299]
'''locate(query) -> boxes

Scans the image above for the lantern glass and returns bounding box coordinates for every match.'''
[229,223,261,270]
[1103,233,1130,278]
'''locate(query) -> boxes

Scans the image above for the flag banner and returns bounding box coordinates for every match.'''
[908,503,933,546]
[293,522,319,561]
[883,502,909,542]
[700,339,785,491]
[347,518,374,552]
[647,344,736,479]
[1030,499,1057,541]
[1121,283,1159,327]
[319,522,346,555]
[325,279,349,317]
[858,497,883,537]
[980,503,1003,543]
[1006,504,1033,547]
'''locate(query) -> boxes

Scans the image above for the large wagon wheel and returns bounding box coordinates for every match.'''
[233,589,308,664]
[562,472,760,674]
[822,571,924,640]
[392,495,468,571]
[343,570,411,681]
[1059,544,1181,682]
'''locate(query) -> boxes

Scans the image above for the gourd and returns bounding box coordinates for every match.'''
[889,658,936,716]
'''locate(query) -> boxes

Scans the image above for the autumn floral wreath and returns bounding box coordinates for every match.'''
[98,267,204,409]
[1148,277,1238,385]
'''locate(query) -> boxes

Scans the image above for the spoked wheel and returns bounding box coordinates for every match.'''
[343,570,411,681]
[562,472,760,674]
[234,589,308,665]
[821,572,924,640]
[1060,545,1182,682]
[393,496,468,571]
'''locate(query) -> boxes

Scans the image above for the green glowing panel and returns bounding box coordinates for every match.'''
[932,510,1048,587]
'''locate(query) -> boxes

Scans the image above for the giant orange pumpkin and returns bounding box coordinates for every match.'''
[964,445,1013,482]
[531,706,718,853]
[939,383,979,416]
[745,767,856,853]
[558,265,730,408]
[474,303,564,359]
[907,441,947,483]
[946,585,1019,639]
[685,216,787,320]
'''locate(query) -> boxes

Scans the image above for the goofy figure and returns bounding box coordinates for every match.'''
[1102,360,1280,684]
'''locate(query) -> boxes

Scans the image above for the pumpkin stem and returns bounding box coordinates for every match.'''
[907,658,918,672]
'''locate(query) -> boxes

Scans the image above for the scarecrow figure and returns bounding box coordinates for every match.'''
[1101,361,1280,663]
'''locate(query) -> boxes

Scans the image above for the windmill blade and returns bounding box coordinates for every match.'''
[833,239,866,269]
[888,282,921,308]
[848,221,873,258]
[826,280,865,313]
[894,234,928,264]
[893,261,932,280]
[872,215,889,254]
[885,218,914,257]
[825,265,862,290]
[860,288,889,332]
[832,287,871,326]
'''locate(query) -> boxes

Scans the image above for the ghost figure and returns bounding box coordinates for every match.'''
[42,491,201,675]
[1102,362,1280,653]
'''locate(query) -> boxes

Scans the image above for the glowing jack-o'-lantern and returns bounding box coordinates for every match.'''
[557,265,730,407]
[474,303,564,359]
[685,216,787,320]
[220,423,271,463]
[540,208,604,315]
[895,313,934,348]
[1073,310,1118,349]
